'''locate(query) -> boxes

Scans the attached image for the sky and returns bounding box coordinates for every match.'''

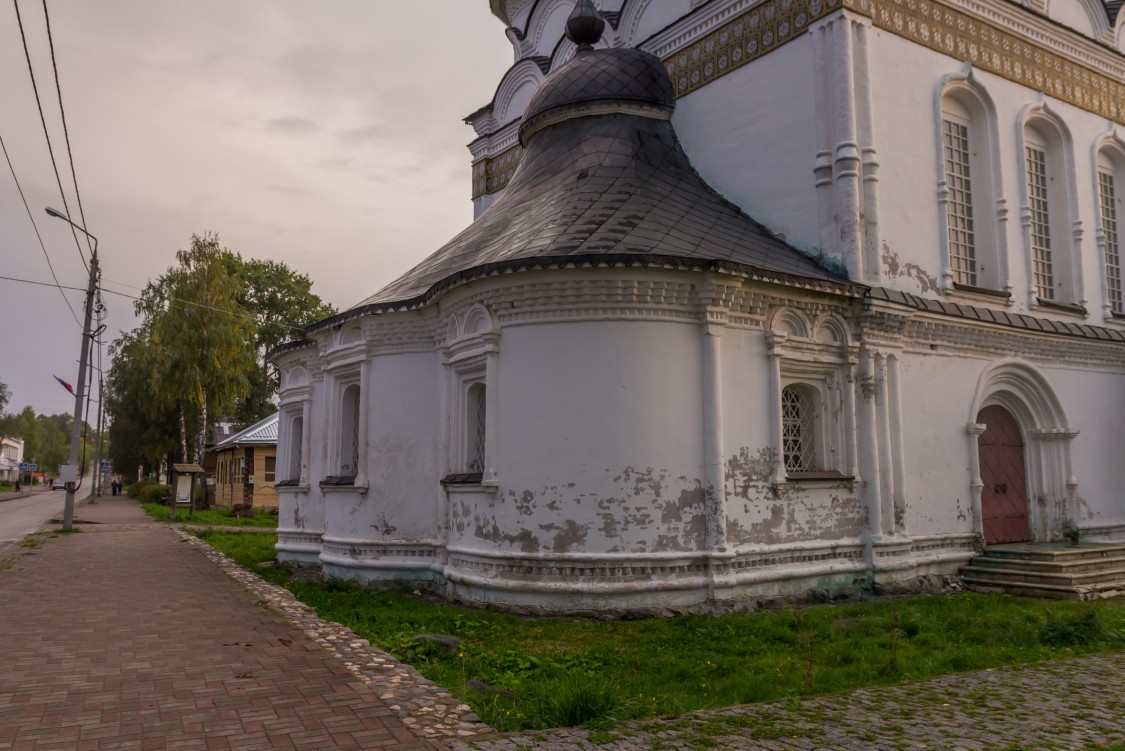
[0,1,513,417]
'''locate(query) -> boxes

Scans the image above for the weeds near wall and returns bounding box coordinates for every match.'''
[198,530,1125,732]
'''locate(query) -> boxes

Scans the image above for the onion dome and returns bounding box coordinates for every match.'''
[519,48,675,145]
[565,0,605,49]
[520,2,673,145]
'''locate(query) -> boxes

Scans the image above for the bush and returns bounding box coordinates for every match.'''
[1037,609,1107,647]
[141,484,171,504]
[126,480,156,500]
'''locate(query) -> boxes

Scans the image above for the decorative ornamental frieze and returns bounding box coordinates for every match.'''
[472,145,524,199]
[665,0,871,98]
[874,0,1125,123]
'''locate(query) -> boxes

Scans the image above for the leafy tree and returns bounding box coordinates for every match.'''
[105,327,177,478]
[135,233,256,463]
[0,406,93,477]
[105,232,335,472]
[227,257,335,424]
[0,380,9,414]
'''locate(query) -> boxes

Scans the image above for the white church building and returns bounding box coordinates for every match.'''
[271,0,1125,611]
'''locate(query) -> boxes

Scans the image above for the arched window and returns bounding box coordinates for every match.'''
[288,415,304,482]
[1025,126,1055,300]
[1021,114,1079,307]
[782,384,820,472]
[938,81,1002,291]
[339,385,360,478]
[942,97,980,286]
[1096,148,1125,316]
[466,382,486,474]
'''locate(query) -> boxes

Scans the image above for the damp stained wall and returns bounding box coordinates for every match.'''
[455,318,711,556]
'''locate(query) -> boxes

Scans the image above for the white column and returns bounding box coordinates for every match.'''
[874,353,894,537]
[354,360,371,487]
[843,361,860,480]
[812,21,836,260]
[834,15,864,280]
[887,353,907,535]
[766,334,787,485]
[300,399,312,486]
[966,422,987,543]
[702,316,727,553]
[483,338,500,486]
[858,349,883,542]
[854,19,882,284]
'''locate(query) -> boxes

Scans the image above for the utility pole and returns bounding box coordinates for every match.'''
[46,207,98,531]
[91,337,105,502]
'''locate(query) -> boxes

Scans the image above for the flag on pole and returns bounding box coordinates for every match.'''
[53,375,75,395]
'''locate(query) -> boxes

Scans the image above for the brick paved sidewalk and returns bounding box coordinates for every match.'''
[0,496,441,751]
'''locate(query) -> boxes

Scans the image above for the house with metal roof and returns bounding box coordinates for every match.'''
[208,412,279,510]
[270,0,1125,611]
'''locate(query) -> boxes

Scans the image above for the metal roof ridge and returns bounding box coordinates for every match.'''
[209,412,279,452]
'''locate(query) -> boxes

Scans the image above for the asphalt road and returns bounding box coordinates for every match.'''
[0,487,69,555]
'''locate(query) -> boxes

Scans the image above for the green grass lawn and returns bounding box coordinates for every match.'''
[141,503,277,528]
[196,530,1125,732]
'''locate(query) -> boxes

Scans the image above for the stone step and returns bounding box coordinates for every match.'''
[961,543,1125,600]
[961,563,1125,587]
[982,543,1125,563]
[961,573,1125,601]
[968,554,1125,576]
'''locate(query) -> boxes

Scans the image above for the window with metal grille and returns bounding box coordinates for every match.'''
[1026,145,1054,300]
[943,118,977,286]
[781,385,817,472]
[467,383,486,473]
[1099,170,1124,314]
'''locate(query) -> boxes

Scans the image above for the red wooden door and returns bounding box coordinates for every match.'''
[977,405,1030,544]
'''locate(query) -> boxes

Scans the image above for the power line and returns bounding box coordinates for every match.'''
[41,0,93,261]
[0,130,82,327]
[0,273,83,293]
[12,0,87,270]
[1,273,307,332]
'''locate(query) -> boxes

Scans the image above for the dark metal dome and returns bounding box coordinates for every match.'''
[519,47,676,145]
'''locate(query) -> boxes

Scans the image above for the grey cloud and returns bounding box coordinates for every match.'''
[265,116,321,135]
[264,184,313,196]
[336,124,395,145]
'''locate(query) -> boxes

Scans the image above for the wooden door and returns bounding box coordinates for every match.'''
[977,405,1030,544]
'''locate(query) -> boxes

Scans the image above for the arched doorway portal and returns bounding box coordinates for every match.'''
[976,405,1029,544]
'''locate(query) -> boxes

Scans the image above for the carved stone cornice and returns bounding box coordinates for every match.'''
[896,311,1125,366]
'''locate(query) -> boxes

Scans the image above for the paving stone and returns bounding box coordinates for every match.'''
[0,497,449,750]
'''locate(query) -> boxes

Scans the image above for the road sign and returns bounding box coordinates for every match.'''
[18,462,28,471]
[100,460,110,471]
[28,464,37,471]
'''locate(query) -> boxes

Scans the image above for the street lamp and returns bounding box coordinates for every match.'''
[45,207,98,531]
